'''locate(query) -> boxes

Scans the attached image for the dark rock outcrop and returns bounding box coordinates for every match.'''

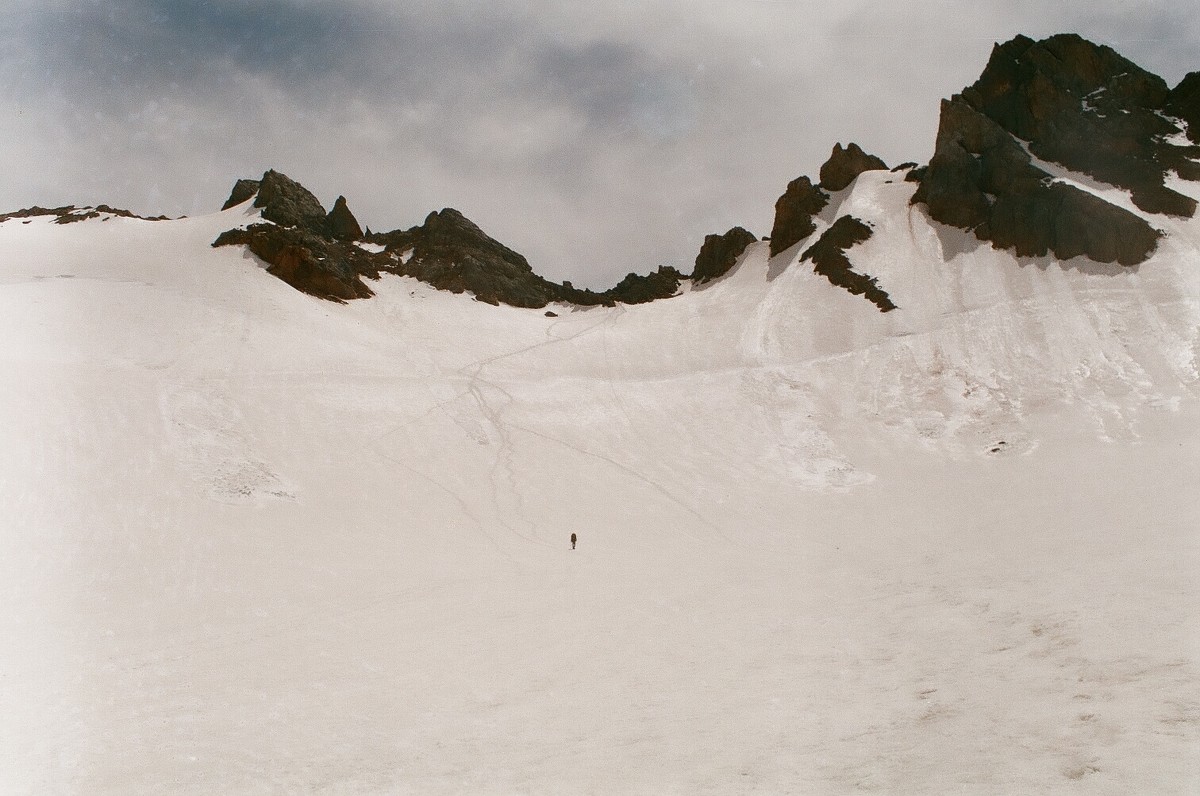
[691,226,757,284]
[213,171,380,301]
[326,196,363,241]
[253,169,329,230]
[212,223,376,302]
[769,176,829,257]
[605,266,685,304]
[819,143,888,191]
[221,179,261,210]
[914,95,1160,265]
[0,204,170,225]
[909,34,1195,265]
[963,33,1197,217]
[800,216,896,312]
[1168,72,1200,144]
[385,208,561,308]
[214,170,699,307]
[371,208,687,307]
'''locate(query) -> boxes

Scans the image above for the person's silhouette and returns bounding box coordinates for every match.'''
[570,533,577,550]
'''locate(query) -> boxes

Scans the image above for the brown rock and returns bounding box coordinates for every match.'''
[326,196,363,241]
[253,170,328,230]
[691,226,757,284]
[819,143,888,191]
[963,34,1195,218]
[769,176,829,257]
[800,216,895,312]
[221,179,260,210]
[913,94,1160,265]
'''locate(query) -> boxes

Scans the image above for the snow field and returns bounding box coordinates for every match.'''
[0,174,1197,793]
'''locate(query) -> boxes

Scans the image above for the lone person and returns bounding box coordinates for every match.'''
[570,532,577,550]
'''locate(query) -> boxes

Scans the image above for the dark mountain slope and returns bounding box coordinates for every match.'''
[911,33,1200,265]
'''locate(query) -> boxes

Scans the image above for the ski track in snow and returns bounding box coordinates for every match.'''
[0,173,1198,794]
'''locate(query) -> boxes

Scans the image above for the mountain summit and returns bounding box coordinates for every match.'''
[2,32,1198,796]
[203,34,1197,308]
[911,33,1198,264]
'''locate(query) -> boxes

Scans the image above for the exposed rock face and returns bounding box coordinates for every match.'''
[253,169,329,230]
[800,216,896,312]
[221,179,261,210]
[605,266,685,304]
[326,196,363,241]
[910,34,1194,265]
[0,205,170,224]
[386,208,561,307]
[214,170,700,307]
[914,95,1161,265]
[691,227,757,284]
[769,176,829,257]
[212,224,376,302]
[964,34,1197,216]
[1168,72,1200,144]
[212,171,378,301]
[819,143,888,191]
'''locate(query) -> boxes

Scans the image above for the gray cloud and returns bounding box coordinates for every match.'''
[2,1,1198,287]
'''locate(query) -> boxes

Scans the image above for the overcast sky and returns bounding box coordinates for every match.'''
[3,1,1197,287]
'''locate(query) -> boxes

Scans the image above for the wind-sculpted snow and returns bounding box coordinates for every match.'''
[1,166,1198,793]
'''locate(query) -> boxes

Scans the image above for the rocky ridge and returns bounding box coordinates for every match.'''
[213,171,732,306]
[692,227,759,284]
[6,34,1195,311]
[910,33,1199,264]
[0,205,171,224]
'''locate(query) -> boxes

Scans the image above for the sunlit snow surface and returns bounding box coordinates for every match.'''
[1,174,1198,793]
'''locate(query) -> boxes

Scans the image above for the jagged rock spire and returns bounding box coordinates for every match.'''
[326,196,363,241]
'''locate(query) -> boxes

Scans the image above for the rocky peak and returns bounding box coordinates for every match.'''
[768,176,830,258]
[819,143,888,191]
[326,196,363,241]
[253,170,329,230]
[909,33,1200,266]
[419,208,532,273]
[221,178,261,210]
[691,227,757,284]
[913,94,1160,265]
[962,33,1196,216]
[605,266,686,305]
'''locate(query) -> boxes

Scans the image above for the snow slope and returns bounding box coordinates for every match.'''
[1,174,1197,794]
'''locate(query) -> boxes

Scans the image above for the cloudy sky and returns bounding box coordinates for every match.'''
[3,1,1197,287]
